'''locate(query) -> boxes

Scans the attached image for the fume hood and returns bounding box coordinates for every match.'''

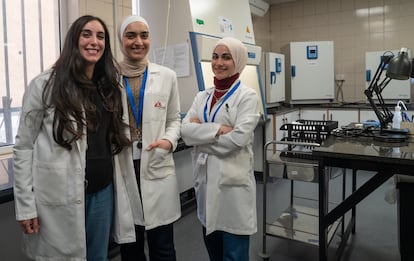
[139,0,266,116]
[139,0,267,177]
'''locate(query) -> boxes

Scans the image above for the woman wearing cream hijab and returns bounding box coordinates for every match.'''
[117,15,181,261]
[181,37,260,261]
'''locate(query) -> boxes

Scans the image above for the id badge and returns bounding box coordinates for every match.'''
[197,153,208,165]
[132,141,142,160]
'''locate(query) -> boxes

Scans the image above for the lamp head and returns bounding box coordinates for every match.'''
[386,47,412,80]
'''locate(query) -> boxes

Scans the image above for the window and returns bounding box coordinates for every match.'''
[0,0,60,145]
[0,0,60,191]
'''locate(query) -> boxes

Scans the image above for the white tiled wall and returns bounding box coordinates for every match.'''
[253,0,414,103]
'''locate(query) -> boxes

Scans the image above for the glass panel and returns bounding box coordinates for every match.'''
[200,61,265,116]
[0,0,60,191]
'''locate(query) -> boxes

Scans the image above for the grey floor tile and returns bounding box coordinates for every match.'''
[112,170,401,261]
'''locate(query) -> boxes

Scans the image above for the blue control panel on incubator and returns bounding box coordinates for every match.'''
[306,45,318,59]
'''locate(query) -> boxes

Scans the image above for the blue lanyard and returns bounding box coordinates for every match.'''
[203,81,241,122]
[124,67,148,129]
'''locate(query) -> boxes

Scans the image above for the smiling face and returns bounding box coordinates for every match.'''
[211,45,236,80]
[121,21,150,61]
[78,20,105,77]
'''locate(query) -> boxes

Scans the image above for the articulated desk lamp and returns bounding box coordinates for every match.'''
[364,47,413,142]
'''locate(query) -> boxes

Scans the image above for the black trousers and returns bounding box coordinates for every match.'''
[119,159,177,261]
[120,223,176,261]
[202,227,249,261]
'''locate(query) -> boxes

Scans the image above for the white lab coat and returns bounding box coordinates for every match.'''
[181,80,260,235]
[13,70,142,260]
[125,62,182,230]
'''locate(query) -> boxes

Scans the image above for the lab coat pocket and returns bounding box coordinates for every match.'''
[219,152,251,187]
[191,150,207,185]
[146,147,174,179]
[33,160,68,205]
[226,106,237,125]
[217,105,237,126]
[145,93,168,122]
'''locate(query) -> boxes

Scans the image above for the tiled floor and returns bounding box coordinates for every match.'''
[111,170,401,261]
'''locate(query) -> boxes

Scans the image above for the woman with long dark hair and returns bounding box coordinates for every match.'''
[13,15,141,260]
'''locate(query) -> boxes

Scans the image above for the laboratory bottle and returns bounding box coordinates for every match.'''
[392,105,402,129]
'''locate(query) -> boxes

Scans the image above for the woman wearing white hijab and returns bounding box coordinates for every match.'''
[117,15,181,261]
[181,37,260,261]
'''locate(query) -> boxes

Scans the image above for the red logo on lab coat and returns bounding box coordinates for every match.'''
[154,101,162,108]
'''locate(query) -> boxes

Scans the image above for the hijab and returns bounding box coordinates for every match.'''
[213,37,247,91]
[215,37,248,76]
[118,15,149,77]
[211,37,248,108]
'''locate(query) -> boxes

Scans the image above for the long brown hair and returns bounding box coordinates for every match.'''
[42,15,130,153]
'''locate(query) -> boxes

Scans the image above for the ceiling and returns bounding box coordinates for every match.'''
[263,0,296,5]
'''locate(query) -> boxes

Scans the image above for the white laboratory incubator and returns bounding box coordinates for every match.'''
[281,41,335,104]
[365,50,411,104]
[260,52,285,106]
